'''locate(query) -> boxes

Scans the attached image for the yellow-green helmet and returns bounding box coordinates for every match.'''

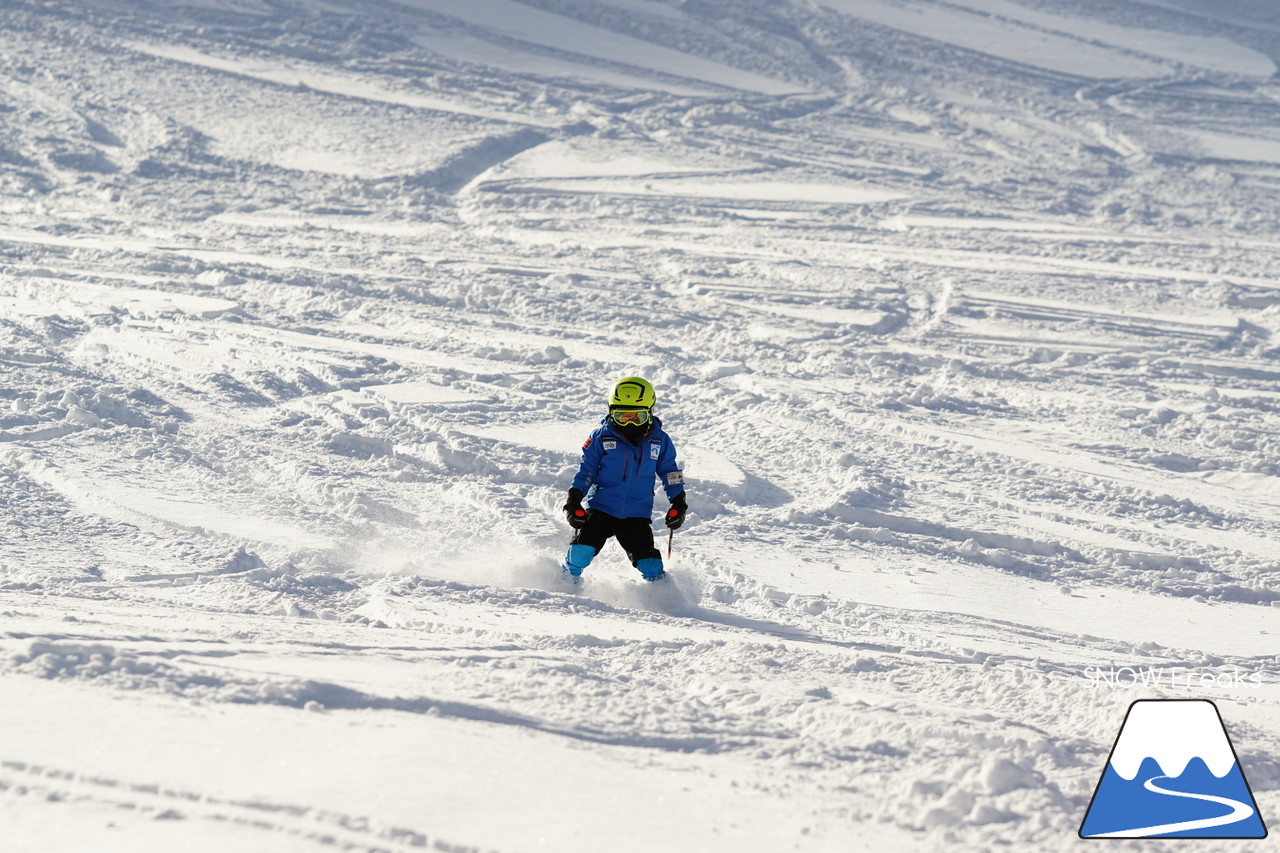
[609,376,656,409]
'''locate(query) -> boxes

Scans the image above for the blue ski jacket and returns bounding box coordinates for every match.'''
[572,414,685,519]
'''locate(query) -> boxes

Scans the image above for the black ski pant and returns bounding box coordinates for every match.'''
[572,510,660,565]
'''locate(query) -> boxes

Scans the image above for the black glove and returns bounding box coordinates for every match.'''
[564,488,588,529]
[664,492,687,530]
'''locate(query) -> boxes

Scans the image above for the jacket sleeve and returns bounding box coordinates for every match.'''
[655,435,685,501]
[572,431,604,495]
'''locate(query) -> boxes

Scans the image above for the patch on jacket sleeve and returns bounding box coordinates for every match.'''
[666,471,684,485]
[582,438,592,449]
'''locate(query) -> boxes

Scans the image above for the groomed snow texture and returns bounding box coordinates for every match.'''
[2,0,1280,851]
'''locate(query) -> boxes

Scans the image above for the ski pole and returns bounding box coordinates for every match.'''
[665,505,680,557]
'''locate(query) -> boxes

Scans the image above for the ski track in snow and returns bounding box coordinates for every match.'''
[2,0,1280,850]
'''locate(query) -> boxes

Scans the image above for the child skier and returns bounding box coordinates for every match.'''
[561,376,688,582]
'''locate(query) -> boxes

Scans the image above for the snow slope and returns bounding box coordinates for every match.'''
[2,0,1280,850]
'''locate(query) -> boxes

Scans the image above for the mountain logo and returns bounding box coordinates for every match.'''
[1080,699,1267,839]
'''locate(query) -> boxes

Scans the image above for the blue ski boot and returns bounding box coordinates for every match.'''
[561,544,597,584]
[636,557,666,582]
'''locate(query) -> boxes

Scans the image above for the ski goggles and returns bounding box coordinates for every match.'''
[610,408,651,427]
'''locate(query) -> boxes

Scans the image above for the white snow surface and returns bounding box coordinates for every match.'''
[1108,700,1239,781]
[2,0,1280,850]
[408,0,805,95]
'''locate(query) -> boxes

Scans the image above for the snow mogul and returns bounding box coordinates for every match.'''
[560,376,687,583]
